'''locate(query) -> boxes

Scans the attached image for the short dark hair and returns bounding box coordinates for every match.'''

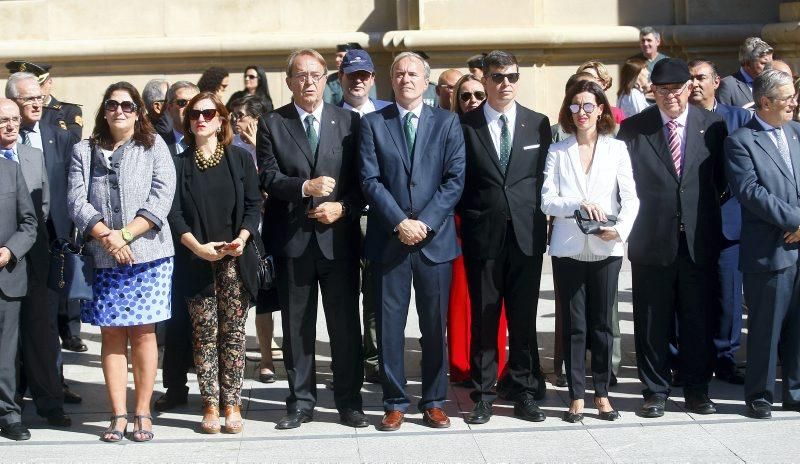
[230,94,267,119]
[182,91,233,147]
[558,80,616,136]
[92,81,155,150]
[482,50,518,75]
[197,66,229,93]
[687,59,719,79]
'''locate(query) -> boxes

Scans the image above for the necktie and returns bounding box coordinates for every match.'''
[403,112,416,161]
[20,128,31,147]
[666,120,682,177]
[773,127,794,176]
[305,114,318,155]
[499,114,511,173]
[1,149,17,163]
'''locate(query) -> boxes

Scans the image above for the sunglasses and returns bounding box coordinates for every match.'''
[187,108,218,121]
[459,91,486,102]
[174,99,189,108]
[104,99,138,113]
[569,102,597,114]
[489,72,520,84]
[245,75,258,80]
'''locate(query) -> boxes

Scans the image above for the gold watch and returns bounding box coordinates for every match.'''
[121,227,135,243]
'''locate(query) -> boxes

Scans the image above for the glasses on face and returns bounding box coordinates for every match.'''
[772,93,798,104]
[244,74,258,80]
[653,83,689,97]
[459,91,486,102]
[231,111,257,121]
[292,73,325,84]
[438,83,455,90]
[104,99,138,113]
[174,99,189,108]
[187,108,218,121]
[0,116,21,127]
[16,95,44,105]
[569,102,597,114]
[489,72,520,84]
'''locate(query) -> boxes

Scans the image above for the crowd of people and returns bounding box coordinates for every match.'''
[0,27,798,443]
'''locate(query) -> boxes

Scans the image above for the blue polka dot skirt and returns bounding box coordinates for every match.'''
[81,257,174,327]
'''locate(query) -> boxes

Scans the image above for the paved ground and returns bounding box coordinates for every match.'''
[6,268,800,463]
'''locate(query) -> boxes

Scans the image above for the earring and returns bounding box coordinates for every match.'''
[217,127,221,133]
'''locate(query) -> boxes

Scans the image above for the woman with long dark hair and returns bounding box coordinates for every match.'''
[226,65,274,113]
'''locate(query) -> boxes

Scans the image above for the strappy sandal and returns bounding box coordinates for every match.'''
[223,405,243,434]
[100,414,127,442]
[131,414,154,442]
[201,405,221,434]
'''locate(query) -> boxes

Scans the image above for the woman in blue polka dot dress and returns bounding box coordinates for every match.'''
[67,82,176,443]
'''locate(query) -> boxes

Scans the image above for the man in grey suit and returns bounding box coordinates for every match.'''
[725,69,800,419]
[0,154,38,440]
[717,37,773,109]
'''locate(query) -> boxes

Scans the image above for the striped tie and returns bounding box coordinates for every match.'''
[666,120,682,177]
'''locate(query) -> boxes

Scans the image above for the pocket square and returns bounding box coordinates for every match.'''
[523,144,540,150]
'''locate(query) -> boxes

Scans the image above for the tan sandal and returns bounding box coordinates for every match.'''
[200,405,221,434]
[223,404,243,434]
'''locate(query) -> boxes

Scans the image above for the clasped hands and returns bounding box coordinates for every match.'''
[99,230,134,265]
[304,176,343,224]
[195,237,246,262]
[784,229,800,244]
[397,218,428,246]
[580,201,618,242]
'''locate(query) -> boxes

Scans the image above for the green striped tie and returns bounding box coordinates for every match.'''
[305,114,318,154]
[403,112,416,161]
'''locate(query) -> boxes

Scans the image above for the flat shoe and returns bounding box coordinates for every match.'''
[100,414,127,443]
[562,411,583,423]
[131,414,154,442]
[598,410,620,421]
[258,369,276,384]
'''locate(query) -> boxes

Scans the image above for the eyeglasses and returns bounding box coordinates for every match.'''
[244,75,258,80]
[772,93,798,104]
[187,108,218,121]
[438,84,455,90]
[653,83,689,97]
[569,102,597,114]
[291,73,325,84]
[104,99,138,113]
[16,95,44,105]
[174,99,189,108]
[489,72,520,84]
[231,111,257,120]
[0,116,21,127]
[459,91,486,102]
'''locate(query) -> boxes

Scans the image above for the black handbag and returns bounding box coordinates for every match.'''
[248,236,276,291]
[574,209,617,235]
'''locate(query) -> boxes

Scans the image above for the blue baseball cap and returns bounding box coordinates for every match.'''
[341,49,375,74]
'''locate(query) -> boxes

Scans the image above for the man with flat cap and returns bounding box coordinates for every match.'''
[618,58,728,418]
[324,43,377,106]
[5,61,82,141]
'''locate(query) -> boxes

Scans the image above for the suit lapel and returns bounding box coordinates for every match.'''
[786,123,800,188]
[411,105,433,172]
[735,72,753,102]
[383,105,411,174]
[281,105,315,168]
[566,138,587,198]
[680,107,705,184]
[753,126,794,183]
[472,104,503,177]
[505,103,530,184]
[643,110,679,183]
[316,104,338,170]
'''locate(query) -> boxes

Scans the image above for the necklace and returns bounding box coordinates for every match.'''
[194,142,225,170]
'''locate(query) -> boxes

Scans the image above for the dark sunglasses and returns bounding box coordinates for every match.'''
[187,108,218,121]
[104,99,138,113]
[231,111,258,120]
[244,75,258,80]
[174,99,189,108]
[459,91,486,102]
[489,72,520,84]
[568,102,597,114]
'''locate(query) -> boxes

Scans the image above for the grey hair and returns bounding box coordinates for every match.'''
[753,69,793,109]
[390,52,431,80]
[639,26,661,41]
[739,37,774,66]
[285,49,327,77]
[165,80,199,104]
[5,72,38,99]
[142,79,169,107]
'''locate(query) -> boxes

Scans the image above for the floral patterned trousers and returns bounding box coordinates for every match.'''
[186,257,250,407]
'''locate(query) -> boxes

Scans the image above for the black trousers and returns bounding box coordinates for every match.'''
[465,225,544,403]
[632,235,714,399]
[56,297,81,342]
[161,286,193,392]
[277,237,362,413]
[552,256,621,400]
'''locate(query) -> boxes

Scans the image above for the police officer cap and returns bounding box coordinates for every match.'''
[5,60,51,83]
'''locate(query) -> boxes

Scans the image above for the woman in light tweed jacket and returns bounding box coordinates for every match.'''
[67,82,175,443]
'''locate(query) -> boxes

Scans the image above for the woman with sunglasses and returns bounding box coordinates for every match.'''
[541,80,639,423]
[617,58,651,118]
[226,65,274,114]
[168,92,263,434]
[451,74,486,115]
[67,82,176,442]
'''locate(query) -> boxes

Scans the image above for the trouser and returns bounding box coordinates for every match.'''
[0,296,21,425]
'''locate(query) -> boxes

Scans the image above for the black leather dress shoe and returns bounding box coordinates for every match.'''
[685,393,716,415]
[513,398,546,422]
[153,388,188,412]
[364,371,381,384]
[562,411,583,423]
[62,387,82,404]
[0,422,31,441]
[747,401,772,419]
[783,402,800,412]
[339,409,369,428]
[639,396,666,418]
[275,411,312,430]
[716,368,745,385]
[465,401,492,424]
[44,409,72,427]
[62,336,88,353]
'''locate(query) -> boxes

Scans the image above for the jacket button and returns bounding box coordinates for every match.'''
[110,183,117,189]
[113,163,120,168]
[114,207,120,213]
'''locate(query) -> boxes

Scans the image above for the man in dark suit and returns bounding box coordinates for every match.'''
[617,58,728,418]
[324,43,377,107]
[458,50,550,424]
[360,51,465,431]
[259,49,366,430]
[158,81,199,157]
[0,157,37,441]
[689,59,752,385]
[725,69,800,419]
[717,37,773,109]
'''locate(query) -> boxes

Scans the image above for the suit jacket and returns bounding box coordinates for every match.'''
[39,122,75,240]
[617,105,728,267]
[158,130,180,158]
[457,102,551,259]
[16,144,50,283]
[0,159,38,298]
[717,70,754,108]
[714,102,752,241]
[360,103,465,264]
[257,102,363,260]
[541,135,639,257]
[725,118,800,273]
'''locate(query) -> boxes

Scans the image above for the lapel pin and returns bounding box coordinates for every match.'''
[699,130,704,134]
[331,120,336,125]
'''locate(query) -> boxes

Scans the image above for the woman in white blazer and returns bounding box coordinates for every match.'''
[541,80,639,422]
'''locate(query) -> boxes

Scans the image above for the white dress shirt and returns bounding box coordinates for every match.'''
[295,102,325,197]
[483,102,516,158]
[396,102,423,133]
[343,99,376,116]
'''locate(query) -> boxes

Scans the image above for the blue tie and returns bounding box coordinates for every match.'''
[1,149,17,163]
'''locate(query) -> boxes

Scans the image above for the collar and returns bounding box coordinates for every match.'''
[172,128,184,144]
[659,107,689,127]
[294,101,324,123]
[1,144,17,154]
[711,99,718,112]
[343,98,376,114]
[483,101,517,123]
[22,121,39,133]
[739,67,754,84]
[396,101,423,120]
[754,113,781,132]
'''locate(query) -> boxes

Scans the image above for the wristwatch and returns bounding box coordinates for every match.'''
[121,227,135,243]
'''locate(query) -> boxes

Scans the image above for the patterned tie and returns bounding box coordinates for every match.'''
[304,114,318,155]
[666,120,682,177]
[403,112,416,161]
[773,127,794,176]
[499,114,511,173]
[1,148,17,163]
[20,128,31,147]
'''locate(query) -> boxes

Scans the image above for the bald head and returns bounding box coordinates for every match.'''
[771,59,793,76]
[436,69,463,110]
[0,98,21,149]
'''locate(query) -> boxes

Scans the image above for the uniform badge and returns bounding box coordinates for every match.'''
[59,121,67,130]
[19,63,26,72]
[75,115,83,127]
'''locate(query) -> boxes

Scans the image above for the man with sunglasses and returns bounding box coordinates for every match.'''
[457,50,551,425]
[617,58,728,418]
[159,81,199,157]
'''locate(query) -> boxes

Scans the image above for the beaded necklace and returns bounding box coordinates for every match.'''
[194,142,225,170]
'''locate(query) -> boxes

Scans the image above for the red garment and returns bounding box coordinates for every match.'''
[447,216,508,382]
[611,106,625,123]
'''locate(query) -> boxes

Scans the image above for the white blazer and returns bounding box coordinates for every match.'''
[541,135,639,257]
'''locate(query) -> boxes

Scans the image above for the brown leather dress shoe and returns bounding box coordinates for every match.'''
[377,410,404,431]
[423,407,451,428]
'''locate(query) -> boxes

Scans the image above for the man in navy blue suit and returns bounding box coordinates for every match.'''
[688,60,751,385]
[359,51,465,431]
[725,69,800,419]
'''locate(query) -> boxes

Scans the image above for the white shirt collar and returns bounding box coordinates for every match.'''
[23,121,39,133]
[343,98,376,115]
[483,101,517,124]
[658,107,689,127]
[294,101,324,123]
[172,128,184,145]
[396,102,423,120]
